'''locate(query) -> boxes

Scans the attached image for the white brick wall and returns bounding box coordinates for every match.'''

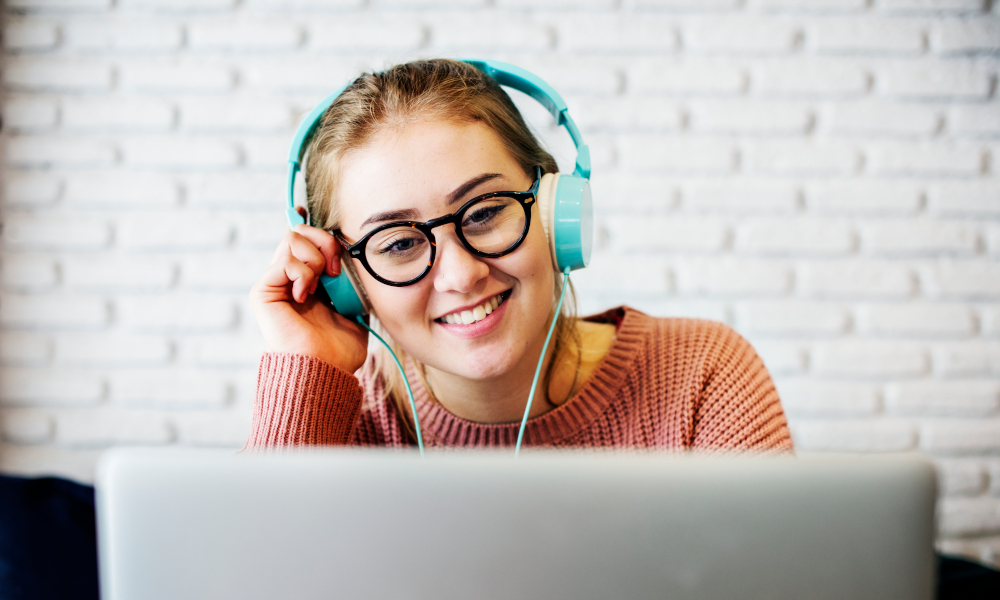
[1,0,998,567]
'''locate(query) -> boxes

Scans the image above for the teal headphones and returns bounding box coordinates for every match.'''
[285,59,594,319]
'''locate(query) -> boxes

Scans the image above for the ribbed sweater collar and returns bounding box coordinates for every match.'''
[406,307,649,447]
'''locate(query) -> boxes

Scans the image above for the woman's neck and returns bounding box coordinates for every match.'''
[422,318,617,424]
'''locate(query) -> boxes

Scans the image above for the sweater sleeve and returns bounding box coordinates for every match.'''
[242,352,364,450]
[690,324,794,452]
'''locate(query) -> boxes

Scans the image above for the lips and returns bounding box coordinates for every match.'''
[436,290,511,325]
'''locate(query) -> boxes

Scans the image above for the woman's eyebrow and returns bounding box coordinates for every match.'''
[358,173,504,229]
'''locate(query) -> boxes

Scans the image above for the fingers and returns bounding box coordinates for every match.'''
[292,225,342,277]
[257,253,318,304]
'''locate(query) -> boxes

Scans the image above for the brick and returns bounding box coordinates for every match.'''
[63,18,182,51]
[751,340,806,374]
[1,96,59,130]
[808,17,926,54]
[2,58,112,92]
[62,96,175,131]
[1,173,61,207]
[110,369,229,408]
[681,179,799,213]
[179,333,268,367]
[122,136,240,170]
[0,368,104,407]
[511,58,621,96]
[990,463,1000,496]
[55,333,171,366]
[682,16,800,53]
[887,380,999,416]
[307,17,424,51]
[806,180,922,214]
[753,59,869,97]
[55,409,173,448]
[432,13,552,51]
[867,142,983,177]
[120,60,234,92]
[735,301,849,335]
[587,172,675,212]
[938,497,1000,537]
[1,254,57,291]
[743,140,860,175]
[558,15,678,53]
[933,341,1000,377]
[921,260,1000,298]
[988,226,1000,256]
[241,135,287,170]
[236,212,287,248]
[62,255,175,291]
[928,181,1000,215]
[605,215,729,252]
[949,105,1000,137]
[622,299,729,322]
[674,257,792,295]
[813,340,928,377]
[118,0,237,9]
[861,220,978,255]
[118,293,236,332]
[246,0,364,8]
[240,57,370,93]
[790,419,918,451]
[879,0,988,12]
[185,173,286,208]
[188,19,301,51]
[2,213,111,250]
[773,379,881,416]
[878,61,992,99]
[6,0,110,8]
[799,261,915,298]
[180,252,272,290]
[630,59,746,95]
[736,218,854,255]
[826,101,941,137]
[570,97,684,132]
[180,97,291,133]
[4,136,116,168]
[173,410,252,446]
[923,419,1000,453]
[119,212,232,250]
[934,459,988,496]
[0,332,51,365]
[619,136,736,173]
[2,20,59,50]
[984,307,1000,337]
[570,254,670,295]
[858,303,975,336]
[1,410,53,445]
[750,0,868,10]
[64,171,179,208]
[933,18,1000,53]
[690,100,811,135]
[499,0,614,7]
[0,293,108,329]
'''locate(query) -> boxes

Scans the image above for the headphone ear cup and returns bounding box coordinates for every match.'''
[536,172,560,270]
[536,172,593,272]
[318,253,371,318]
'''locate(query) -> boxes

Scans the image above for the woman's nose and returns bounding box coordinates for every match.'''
[432,227,490,294]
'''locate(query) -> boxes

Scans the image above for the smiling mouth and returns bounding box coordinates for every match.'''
[436,290,512,325]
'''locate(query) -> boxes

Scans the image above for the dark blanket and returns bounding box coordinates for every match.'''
[0,473,997,599]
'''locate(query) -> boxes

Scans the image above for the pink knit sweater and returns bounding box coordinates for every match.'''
[244,307,794,451]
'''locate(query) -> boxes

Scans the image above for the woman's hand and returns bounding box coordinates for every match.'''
[249,224,368,373]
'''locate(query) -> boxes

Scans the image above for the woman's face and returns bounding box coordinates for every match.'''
[336,118,556,381]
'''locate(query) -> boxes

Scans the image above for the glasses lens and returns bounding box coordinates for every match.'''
[460,196,527,255]
[365,226,432,283]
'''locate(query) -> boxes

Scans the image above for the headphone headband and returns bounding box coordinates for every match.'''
[285,59,591,222]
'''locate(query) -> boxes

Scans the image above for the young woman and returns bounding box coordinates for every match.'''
[245,59,793,451]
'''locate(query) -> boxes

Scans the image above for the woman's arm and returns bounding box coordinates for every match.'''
[242,353,364,449]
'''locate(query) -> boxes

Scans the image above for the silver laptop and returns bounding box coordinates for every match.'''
[96,448,936,600]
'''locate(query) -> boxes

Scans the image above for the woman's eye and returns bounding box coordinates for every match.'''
[378,234,424,256]
[464,205,504,227]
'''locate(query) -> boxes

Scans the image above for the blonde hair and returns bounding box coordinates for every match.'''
[303,59,578,439]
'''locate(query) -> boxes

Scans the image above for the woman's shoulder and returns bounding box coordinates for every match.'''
[585,306,752,359]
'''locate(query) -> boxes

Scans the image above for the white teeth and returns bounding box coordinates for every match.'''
[441,293,505,325]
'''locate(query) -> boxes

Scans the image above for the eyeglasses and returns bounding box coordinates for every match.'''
[335,168,540,287]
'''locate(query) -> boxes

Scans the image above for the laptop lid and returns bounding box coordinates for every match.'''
[96,448,936,600]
